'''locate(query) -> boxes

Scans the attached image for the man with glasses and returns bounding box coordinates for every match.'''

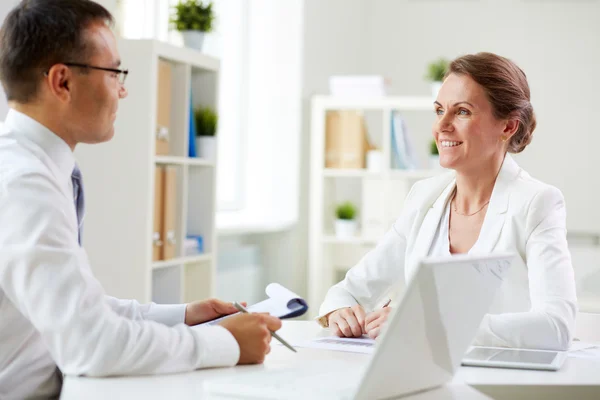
[0,1,281,398]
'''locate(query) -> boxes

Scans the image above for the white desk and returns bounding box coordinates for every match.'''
[60,321,600,400]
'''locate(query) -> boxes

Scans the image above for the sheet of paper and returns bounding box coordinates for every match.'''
[569,341,600,359]
[570,341,598,352]
[265,283,298,303]
[247,283,302,317]
[274,335,376,354]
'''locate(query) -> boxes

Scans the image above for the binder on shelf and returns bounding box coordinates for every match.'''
[325,110,372,169]
[185,235,204,256]
[188,93,197,157]
[162,166,177,260]
[152,166,165,261]
[156,60,172,156]
[390,111,418,170]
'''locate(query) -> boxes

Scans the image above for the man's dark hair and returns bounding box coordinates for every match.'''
[0,0,114,103]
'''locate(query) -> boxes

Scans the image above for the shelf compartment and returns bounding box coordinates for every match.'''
[152,265,182,304]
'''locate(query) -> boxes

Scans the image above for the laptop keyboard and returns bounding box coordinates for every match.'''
[204,367,362,399]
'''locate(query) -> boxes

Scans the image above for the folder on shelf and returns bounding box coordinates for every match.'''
[156,59,172,156]
[152,166,164,261]
[188,93,197,157]
[325,110,371,169]
[162,166,177,260]
[202,283,309,326]
[390,111,418,170]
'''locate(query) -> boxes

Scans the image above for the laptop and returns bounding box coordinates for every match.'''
[204,252,514,400]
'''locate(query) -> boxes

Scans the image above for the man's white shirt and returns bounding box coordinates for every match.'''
[0,110,240,399]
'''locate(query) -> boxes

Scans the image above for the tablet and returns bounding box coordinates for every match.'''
[461,346,568,371]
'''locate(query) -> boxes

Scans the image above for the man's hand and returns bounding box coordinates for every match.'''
[219,313,282,365]
[184,298,246,326]
[364,307,392,339]
[328,305,366,337]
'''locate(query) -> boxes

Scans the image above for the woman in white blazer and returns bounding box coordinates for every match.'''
[317,52,577,351]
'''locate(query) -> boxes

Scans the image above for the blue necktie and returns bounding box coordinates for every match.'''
[71,165,85,246]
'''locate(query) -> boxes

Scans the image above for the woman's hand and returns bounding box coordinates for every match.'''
[364,307,392,339]
[328,305,367,337]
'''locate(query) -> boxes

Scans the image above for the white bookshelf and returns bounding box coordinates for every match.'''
[307,95,442,316]
[152,254,213,270]
[155,155,214,167]
[75,39,219,304]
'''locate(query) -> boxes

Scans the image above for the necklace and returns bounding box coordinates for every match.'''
[452,191,490,217]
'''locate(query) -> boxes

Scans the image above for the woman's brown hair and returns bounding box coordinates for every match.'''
[446,52,536,153]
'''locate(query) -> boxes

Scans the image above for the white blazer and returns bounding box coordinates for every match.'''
[318,154,577,351]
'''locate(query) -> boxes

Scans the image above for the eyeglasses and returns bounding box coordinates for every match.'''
[63,62,129,85]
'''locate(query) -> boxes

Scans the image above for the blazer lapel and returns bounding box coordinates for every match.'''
[472,154,521,254]
[405,177,456,280]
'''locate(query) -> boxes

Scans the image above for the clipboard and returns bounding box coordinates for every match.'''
[202,283,308,326]
[246,283,308,319]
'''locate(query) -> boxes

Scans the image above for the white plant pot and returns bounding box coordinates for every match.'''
[181,30,206,51]
[196,137,217,161]
[431,81,443,99]
[429,154,441,169]
[335,219,357,239]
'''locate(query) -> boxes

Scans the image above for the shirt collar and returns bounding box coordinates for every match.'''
[4,109,75,180]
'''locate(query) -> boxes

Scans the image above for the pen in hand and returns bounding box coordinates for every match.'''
[233,301,297,353]
[363,299,390,335]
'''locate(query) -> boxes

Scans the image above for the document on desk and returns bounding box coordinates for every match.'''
[569,341,600,359]
[275,336,376,354]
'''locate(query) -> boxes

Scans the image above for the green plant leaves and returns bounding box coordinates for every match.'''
[195,107,218,137]
[171,0,214,32]
[336,201,357,220]
[430,139,439,155]
[425,58,449,82]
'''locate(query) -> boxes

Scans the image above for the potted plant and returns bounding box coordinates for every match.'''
[425,58,449,99]
[172,0,214,51]
[429,138,441,169]
[335,201,358,238]
[194,106,218,160]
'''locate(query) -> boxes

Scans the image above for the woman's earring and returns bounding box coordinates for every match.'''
[501,136,508,142]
